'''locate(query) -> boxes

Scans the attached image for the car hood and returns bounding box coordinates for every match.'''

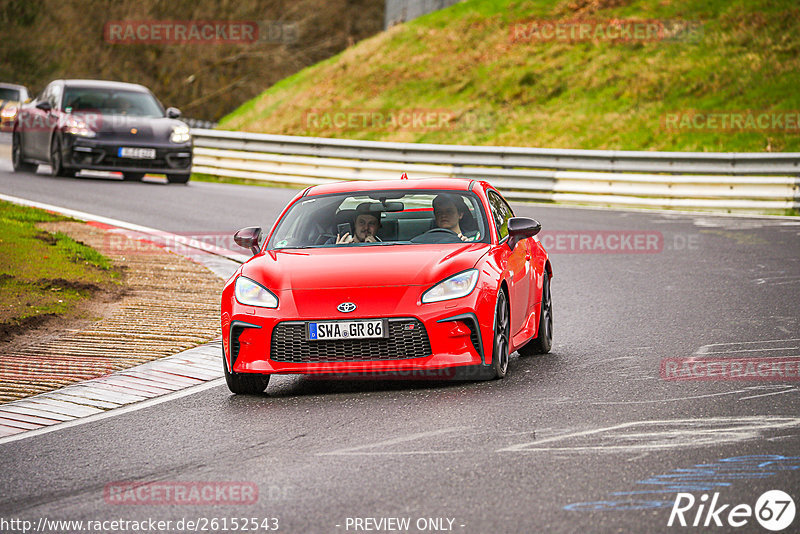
[76,113,185,140]
[241,243,489,291]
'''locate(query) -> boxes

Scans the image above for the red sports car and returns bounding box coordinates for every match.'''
[221,177,553,394]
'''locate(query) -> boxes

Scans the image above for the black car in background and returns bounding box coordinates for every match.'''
[0,82,30,131]
[12,79,192,183]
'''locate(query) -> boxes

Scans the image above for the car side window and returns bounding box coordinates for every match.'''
[487,191,514,241]
[38,84,57,108]
[37,85,50,104]
[50,85,61,109]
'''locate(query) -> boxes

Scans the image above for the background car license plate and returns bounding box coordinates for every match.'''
[118,147,156,159]
[308,320,386,341]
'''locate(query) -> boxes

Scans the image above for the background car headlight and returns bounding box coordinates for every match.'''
[170,125,191,143]
[1,105,17,120]
[64,116,96,137]
[421,269,479,303]
[234,276,278,308]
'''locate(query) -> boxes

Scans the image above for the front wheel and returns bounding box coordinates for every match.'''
[167,173,189,184]
[223,347,270,394]
[519,271,552,356]
[50,137,75,177]
[12,131,37,173]
[490,289,510,379]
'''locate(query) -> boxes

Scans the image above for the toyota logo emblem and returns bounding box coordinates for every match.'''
[337,302,357,313]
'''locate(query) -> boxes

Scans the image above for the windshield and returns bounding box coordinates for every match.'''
[0,88,21,101]
[268,190,490,249]
[61,88,164,117]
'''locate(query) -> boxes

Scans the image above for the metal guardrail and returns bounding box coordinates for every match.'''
[190,129,800,211]
[183,118,218,130]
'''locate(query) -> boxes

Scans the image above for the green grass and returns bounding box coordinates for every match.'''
[219,0,800,152]
[0,201,118,329]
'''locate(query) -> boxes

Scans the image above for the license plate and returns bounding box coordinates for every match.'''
[118,147,156,159]
[307,319,386,341]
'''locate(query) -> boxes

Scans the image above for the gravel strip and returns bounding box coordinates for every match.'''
[0,221,223,402]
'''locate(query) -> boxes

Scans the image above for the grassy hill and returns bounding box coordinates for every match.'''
[219,0,800,152]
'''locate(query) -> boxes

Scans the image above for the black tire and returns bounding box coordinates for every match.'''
[167,174,190,184]
[50,137,75,177]
[519,272,552,356]
[123,172,145,181]
[223,346,270,395]
[12,131,37,173]
[490,289,510,379]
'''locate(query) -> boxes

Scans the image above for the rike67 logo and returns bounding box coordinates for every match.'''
[668,490,795,531]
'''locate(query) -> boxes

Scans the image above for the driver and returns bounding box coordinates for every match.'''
[108,96,133,115]
[432,194,475,242]
[336,208,381,244]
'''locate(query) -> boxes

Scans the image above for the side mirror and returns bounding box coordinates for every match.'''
[36,101,52,112]
[166,107,181,118]
[234,227,262,256]
[507,217,542,249]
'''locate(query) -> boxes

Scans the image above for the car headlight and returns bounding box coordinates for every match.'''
[170,125,191,143]
[64,116,96,137]
[421,269,479,303]
[234,276,278,308]
[1,105,17,120]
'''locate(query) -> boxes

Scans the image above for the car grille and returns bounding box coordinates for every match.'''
[86,149,191,170]
[270,318,432,363]
[99,153,170,168]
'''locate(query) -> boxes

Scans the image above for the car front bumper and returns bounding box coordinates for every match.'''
[62,135,192,175]
[222,285,496,378]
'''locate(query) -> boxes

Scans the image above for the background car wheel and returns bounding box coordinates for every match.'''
[167,174,189,184]
[490,289,510,379]
[123,172,145,181]
[519,272,552,356]
[12,132,37,173]
[223,346,270,394]
[50,137,75,177]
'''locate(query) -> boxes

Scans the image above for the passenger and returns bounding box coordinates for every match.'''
[336,209,381,244]
[432,194,476,242]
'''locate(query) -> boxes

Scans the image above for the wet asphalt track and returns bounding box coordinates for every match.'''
[1,160,799,533]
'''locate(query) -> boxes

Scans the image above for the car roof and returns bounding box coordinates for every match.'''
[0,83,28,91]
[57,79,151,92]
[307,178,477,196]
